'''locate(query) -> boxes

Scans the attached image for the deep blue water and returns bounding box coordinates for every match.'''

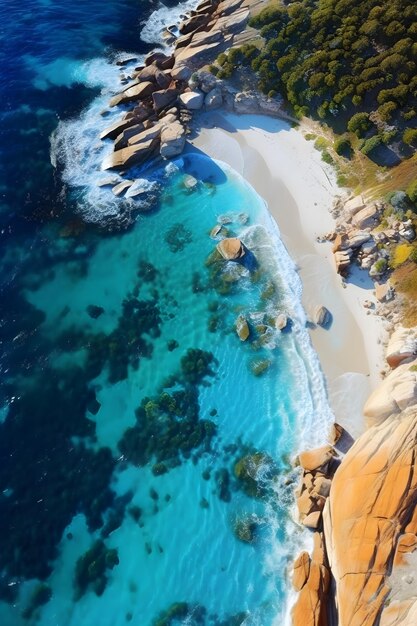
[0,2,332,625]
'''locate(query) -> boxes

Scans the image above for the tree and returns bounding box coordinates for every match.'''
[403,129,417,146]
[347,112,372,137]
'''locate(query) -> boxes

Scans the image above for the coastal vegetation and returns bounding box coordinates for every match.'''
[218,0,417,162]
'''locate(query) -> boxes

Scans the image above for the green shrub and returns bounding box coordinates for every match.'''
[374,258,388,273]
[360,135,382,155]
[403,128,417,146]
[347,112,372,137]
[407,180,417,203]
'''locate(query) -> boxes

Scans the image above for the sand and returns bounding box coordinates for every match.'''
[189,111,386,439]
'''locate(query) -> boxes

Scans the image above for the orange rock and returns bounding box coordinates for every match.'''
[216,237,245,260]
[298,446,336,473]
[293,551,311,591]
[323,407,417,626]
[303,511,322,530]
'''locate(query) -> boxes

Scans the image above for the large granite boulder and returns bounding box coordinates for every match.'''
[171,64,192,82]
[217,238,245,260]
[351,204,380,230]
[101,138,159,170]
[323,406,417,626]
[160,121,186,158]
[386,327,417,369]
[152,88,179,114]
[363,360,417,427]
[110,81,156,107]
[100,113,149,140]
[205,87,223,110]
[179,90,204,110]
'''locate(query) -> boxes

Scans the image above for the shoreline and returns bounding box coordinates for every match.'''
[189,111,386,439]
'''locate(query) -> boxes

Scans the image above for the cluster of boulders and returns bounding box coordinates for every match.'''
[99,0,286,173]
[291,321,417,626]
[292,424,348,626]
[328,193,415,285]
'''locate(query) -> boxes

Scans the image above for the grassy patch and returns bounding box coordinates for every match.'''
[390,243,413,269]
[392,262,417,326]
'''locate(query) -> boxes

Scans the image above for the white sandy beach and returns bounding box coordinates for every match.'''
[190,112,386,439]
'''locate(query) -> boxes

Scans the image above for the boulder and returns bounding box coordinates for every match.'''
[217,238,245,260]
[234,91,259,114]
[351,204,379,229]
[275,313,288,331]
[127,125,161,147]
[323,406,417,626]
[152,88,179,114]
[210,224,225,239]
[386,327,417,369]
[292,560,331,626]
[144,51,174,69]
[196,70,218,93]
[292,552,311,592]
[171,64,192,82]
[332,232,349,253]
[363,360,417,427]
[303,511,322,530]
[311,477,332,499]
[100,115,147,141]
[160,121,186,158]
[334,249,352,274]
[101,138,159,170]
[114,123,145,150]
[205,87,223,110]
[344,194,366,218]
[183,174,198,190]
[112,180,133,196]
[298,445,336,473]
[235,315,250,341]
[312,305,331,327]
[346,230,371,248]
[109,81,156,107]
[179,90,204,110]
[178,13,210,35]
[135,63,159,82]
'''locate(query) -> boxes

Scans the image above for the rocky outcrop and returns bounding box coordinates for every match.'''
[323,406,417,626]
[363,359,417,426]
[386,327,417,369]
[291,436,342,626]
[216,237,246,260]
[160,121,186,158]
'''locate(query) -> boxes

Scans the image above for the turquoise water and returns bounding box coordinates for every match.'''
[0,0,332,624]
[0,152,331,626]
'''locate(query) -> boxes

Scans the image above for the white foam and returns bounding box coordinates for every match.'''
[140,0,202,45]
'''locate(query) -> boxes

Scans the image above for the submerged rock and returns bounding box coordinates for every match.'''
[233,515,259,544]
[235,315,250,341]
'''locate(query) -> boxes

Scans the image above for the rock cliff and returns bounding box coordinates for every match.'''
[292,339,417,626]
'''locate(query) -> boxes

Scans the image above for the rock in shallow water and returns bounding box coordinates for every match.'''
[216,237,245,260]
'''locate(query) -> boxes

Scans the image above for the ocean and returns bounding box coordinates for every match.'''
[0,1,332,625]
